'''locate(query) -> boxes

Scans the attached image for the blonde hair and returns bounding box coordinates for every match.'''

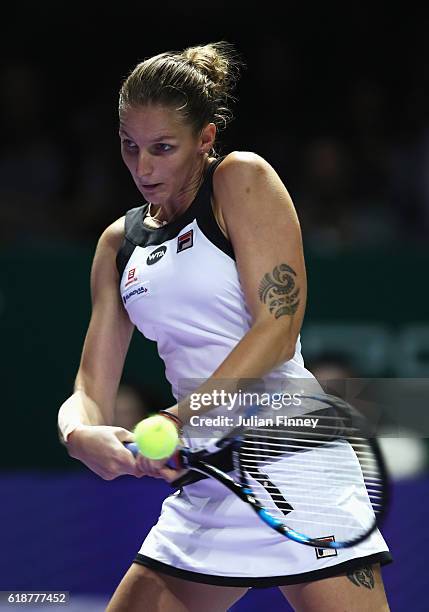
[119,41,243,134]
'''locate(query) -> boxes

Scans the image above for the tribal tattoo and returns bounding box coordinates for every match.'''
[258,264,300,319]
[346,566,375,590]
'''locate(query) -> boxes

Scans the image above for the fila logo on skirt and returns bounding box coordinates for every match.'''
[314,536,338,559]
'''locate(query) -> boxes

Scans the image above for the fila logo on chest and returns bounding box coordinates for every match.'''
[177,229,193,253]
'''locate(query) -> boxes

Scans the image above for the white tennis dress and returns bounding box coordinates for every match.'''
[116,156,392,586]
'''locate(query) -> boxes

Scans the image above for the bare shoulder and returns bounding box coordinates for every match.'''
[91,216,126,288]
[211,151,299,245]
[213,151,290,214]
[97,216,126,253]
[213,151,280,199]
[216,151,269,171]
[215,150,270,178]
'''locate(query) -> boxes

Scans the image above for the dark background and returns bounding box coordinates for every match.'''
[2,7,429,248]
[1,6,428,611]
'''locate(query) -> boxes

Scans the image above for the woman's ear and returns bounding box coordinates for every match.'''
[200,122,216,154]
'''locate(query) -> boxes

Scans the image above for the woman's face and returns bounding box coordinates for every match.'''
[119,104,213,206]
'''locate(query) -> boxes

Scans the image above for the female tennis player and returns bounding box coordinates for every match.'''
[58,42,391,611]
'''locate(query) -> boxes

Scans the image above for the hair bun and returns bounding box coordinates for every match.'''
[119,41,244,135]
[181,41,242,97]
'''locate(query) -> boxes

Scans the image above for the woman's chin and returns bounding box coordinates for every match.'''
[140,191,163,204]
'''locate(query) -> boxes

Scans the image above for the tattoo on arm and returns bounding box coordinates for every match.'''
[258,264,300,319]
[347,566,375,589]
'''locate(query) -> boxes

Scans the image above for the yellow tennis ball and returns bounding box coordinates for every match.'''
[133,415,178,460]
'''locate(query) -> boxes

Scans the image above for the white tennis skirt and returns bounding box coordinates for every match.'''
[135,440,392,587]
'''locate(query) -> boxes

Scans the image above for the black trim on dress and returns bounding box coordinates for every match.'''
[195,157,235,261]
[134,551,392,588]
[116,156,233,279]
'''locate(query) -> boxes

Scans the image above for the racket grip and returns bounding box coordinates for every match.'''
[124,442,139,456]
[124,442,180,469]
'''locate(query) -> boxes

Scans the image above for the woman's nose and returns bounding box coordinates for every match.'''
[136,151,153,179]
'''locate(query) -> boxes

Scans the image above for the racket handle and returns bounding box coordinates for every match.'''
[124,442,179,469]
[124,442,139,456]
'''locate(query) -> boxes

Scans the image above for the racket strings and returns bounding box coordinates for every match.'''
[241,456,380,475]
[237,423,384,538]
[242,434,375,447]
[243,470,383,489]
[247,469,383,499]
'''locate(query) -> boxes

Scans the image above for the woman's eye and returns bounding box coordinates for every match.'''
[154,143,173,153]
[122,139,138,151]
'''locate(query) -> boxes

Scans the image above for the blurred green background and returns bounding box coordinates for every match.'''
[2,243,427,468]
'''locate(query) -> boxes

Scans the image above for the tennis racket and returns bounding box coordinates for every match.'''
[125,393,389,550]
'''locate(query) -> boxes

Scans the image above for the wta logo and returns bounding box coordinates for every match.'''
[146,246,167,265]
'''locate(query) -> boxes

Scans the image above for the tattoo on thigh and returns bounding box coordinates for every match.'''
[258,264,300,319]
[347,566,375,590]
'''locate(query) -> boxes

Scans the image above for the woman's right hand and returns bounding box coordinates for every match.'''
[66,425,146,480]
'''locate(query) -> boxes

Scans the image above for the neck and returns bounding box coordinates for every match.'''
[147,155,212,225]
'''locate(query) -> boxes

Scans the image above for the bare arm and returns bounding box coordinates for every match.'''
[57,217,145,479]
[73,216,135,424]
[174,152,307,423]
